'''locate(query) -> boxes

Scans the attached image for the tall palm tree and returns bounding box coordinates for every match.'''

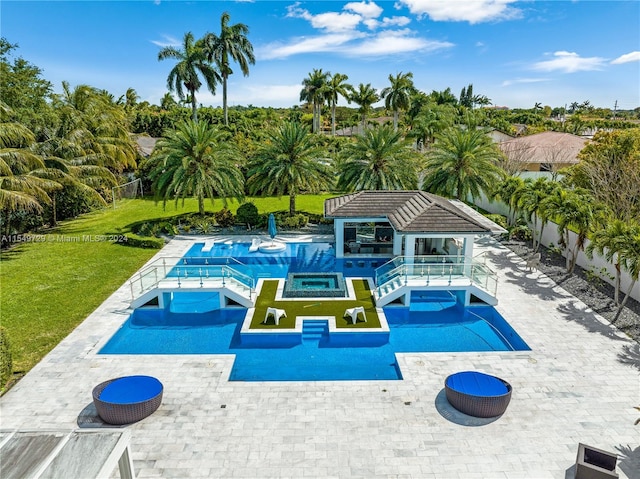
[349,83,380,131]
[614,224,640,322]
[336,124,419,191]
[380,72,414,131]
[421,127,503,200]
[300,69,330,133]
[201,12,255,126]
[323,72,351,136]
[158,32,221,122]
[148,120,245,215]
[246,121,333,215]
[540,188,598,273]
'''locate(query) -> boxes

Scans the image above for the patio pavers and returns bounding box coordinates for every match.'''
[1,235,638,478]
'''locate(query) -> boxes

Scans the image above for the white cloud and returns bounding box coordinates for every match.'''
[258,33,361,60]
[151,35,181,48]
[611,51,640,64]
[397,0,521,23]
[502,78,550,87]
[344,1,383,18]
[287,4,362,32]
[532,51,607,73]
[346,29,453,56]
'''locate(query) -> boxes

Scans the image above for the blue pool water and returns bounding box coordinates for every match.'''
[178,241,391,279]
[99,303,529,381]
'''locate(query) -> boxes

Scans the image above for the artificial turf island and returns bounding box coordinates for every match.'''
[249,278,381,329]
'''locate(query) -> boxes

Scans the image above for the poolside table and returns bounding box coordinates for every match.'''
[445,371,512,418]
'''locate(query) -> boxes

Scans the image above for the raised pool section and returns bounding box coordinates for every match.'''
[282,272,347,298]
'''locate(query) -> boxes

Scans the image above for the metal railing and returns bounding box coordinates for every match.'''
[374,255,498,298]
[129,256,255,301]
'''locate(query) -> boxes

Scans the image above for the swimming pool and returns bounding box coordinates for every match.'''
[180,241,391,279]
[99,302,529,381]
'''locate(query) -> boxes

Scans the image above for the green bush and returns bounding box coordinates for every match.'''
[214,207,235,228]
[236,202,260,228]
[280,214,308,229]
[122,234,164,249]
[0,327,13,391]
[484,214,508,230]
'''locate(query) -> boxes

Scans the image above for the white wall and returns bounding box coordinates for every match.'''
[476,195,640,302]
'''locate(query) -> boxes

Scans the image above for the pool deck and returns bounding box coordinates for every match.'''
[1,235,638,478]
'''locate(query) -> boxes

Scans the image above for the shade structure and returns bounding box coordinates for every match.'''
[268,213,277,241]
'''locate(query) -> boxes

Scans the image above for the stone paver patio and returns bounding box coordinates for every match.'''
[1,235,638,478]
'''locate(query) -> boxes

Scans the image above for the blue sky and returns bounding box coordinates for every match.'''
[2,0,639,110]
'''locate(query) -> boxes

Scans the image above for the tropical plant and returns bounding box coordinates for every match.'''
[586,219,636,306]
[421,127,503,200]
[336,124,419,191]
[0,116,58,217]
[300,69,329,133]
[246,121,333,215]
[540,188,599,273]
[323,72,351,136]
[349,83,380,130]
[492,176,525,226]
[406,103,456,150]
[513,177,559,250]
[147,120,245,215]
[614,225,640,322]
[158,32,221,122]
[381,72,414,131]
[201,12,255,126]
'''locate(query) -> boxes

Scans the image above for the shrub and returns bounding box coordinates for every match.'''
[193,218,215,234]
[214,207,235,228]
[281,214,308,229]
[0,327,13,390]
[484,214,508,230]
[236,202,260,228]
[122,234,164,249]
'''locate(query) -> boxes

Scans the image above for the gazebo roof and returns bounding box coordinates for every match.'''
[324,191,506,235]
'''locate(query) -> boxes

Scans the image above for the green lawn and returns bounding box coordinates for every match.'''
[0,195,331,384]
[251,279,381,329]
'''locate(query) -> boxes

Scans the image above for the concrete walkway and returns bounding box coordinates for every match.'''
[1,236,638,479]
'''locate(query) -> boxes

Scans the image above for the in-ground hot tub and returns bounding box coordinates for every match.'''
[282,272,347,298]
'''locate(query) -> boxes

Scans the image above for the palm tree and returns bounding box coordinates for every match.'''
[336,124,419,191]
[514,177,559,250]
[614,223,640,322]
[246,121,333,215]
[380,72,414,131]
[492,176,525,226]
[323,73,351,136]
[586,219,634,306]
[300,69,330,133]
[158,32,221,122]
[421,127,503,200]
[53,82,136,173]
[201,12,255,126]
[0,119,57,216]
[540,188,598,273]
[148,120,245,215]
[406,103,456,151]
[349,83,380,131]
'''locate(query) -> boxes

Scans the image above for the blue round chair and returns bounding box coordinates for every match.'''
[445,371,512,418]
[93,375,163,425]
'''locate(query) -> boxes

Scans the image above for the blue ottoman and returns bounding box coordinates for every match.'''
[93,375,163,425]
[445,371,512,418]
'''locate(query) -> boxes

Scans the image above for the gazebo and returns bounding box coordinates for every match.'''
[324,190,506,260]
